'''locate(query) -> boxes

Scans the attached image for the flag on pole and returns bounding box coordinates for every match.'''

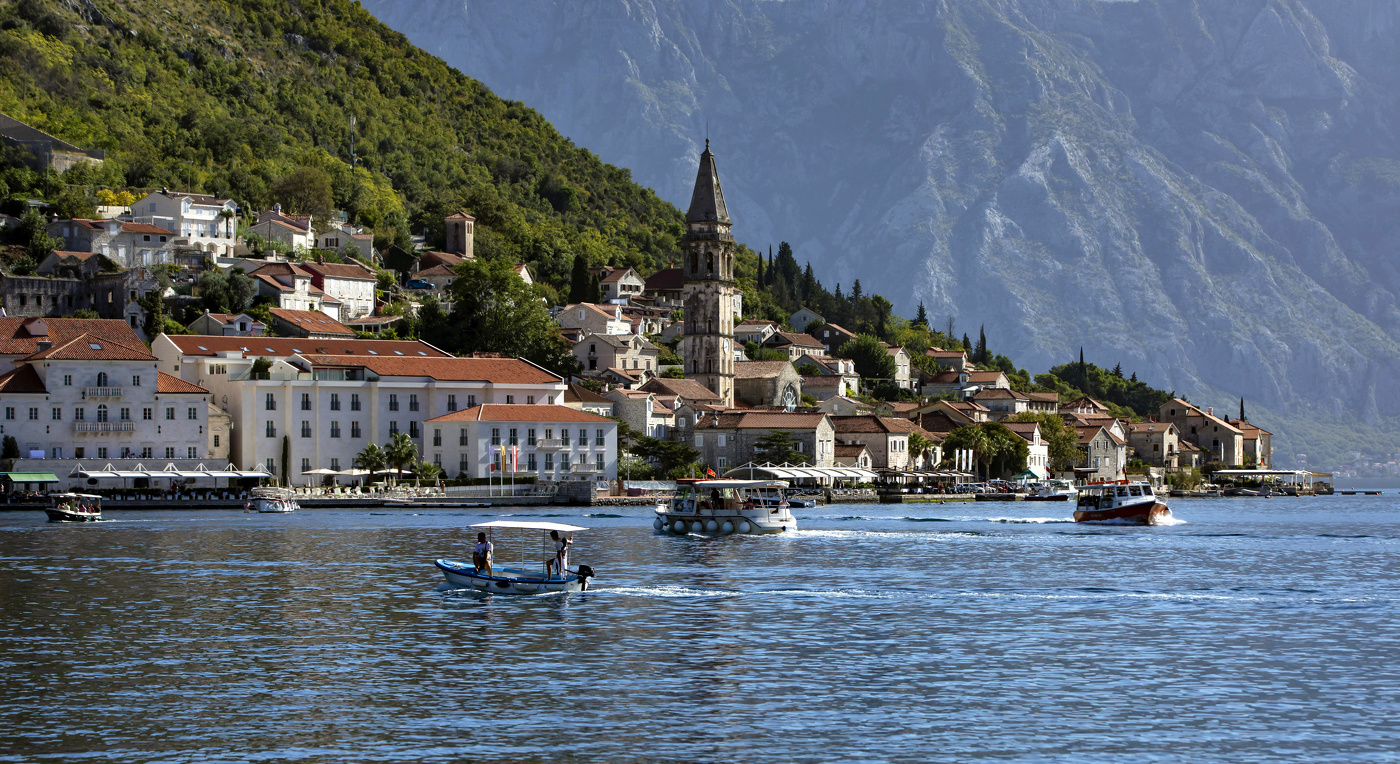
[705,467,716,477]
[510,445,519,473]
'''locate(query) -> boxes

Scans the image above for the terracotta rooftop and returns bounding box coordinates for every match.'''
[563,382,612,404]
[766,331,824,348]
[25,333,156,362]
[0,318,144,356]
[832,415,922,434]
[965,371,1008,382]
[302,261,376,280]
[693,412,829,430]
[156,371,208,394]
[295,354,561,385]
[639,377,722,401]
[734,361,793,379]
[268,308,354,336]
[643,267,684,292]
[121,222,173,235]
[164,336,448,359]
[426,404,611,424]
[0,364,45,393]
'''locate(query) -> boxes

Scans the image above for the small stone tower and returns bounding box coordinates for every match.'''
[681,140,736,408]
[444,211,475,257]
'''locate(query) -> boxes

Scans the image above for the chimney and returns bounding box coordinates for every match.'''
[1207,407,1213,416]
[273,203,282,214]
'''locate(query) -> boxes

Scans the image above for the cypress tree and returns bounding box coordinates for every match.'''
[851,280,863,300]
[1079,347,1087,390]
[1112,362,1122,378]
[568,254,589,303]
[1239,397,1246,422]
[915,301,928,327]
[976,325,988,363]
[963,333,971,352]
[757,246,766,286]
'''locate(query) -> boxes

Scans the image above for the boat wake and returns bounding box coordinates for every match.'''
[987,517,1075,524]
[599,585,740,598]
[1077,516,1188,526]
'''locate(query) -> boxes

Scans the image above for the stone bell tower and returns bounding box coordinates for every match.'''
[681,140,736,408]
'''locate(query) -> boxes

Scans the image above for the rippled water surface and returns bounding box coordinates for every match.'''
[3,496,1400,762]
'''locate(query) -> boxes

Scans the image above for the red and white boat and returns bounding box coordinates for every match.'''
[1073,480,1172,525]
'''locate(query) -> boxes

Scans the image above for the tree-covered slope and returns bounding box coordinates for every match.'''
[0,0,684,295]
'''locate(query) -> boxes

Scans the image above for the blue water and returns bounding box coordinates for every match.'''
[2,496,1399,762]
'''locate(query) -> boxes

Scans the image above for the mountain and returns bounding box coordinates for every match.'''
[362,0,1400,466]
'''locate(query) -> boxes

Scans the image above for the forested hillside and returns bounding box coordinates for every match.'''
[0,0,683,298]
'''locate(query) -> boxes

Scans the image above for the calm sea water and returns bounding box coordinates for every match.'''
[2,495,1399,763]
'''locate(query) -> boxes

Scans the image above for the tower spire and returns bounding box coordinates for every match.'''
[686,140,729,225]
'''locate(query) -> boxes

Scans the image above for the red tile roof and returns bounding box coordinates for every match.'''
[268,308,354,336]
[296,354,561,384]
[26,333,156,361]
[426,404,612,424]
[0,365,45,393]
[302,261,376,280]
[121,222,174,235]
[164,336,448,359]
[832,415,921,434]
[248,262,312,279]
[0,318,143,356]
[766,331,824,348]
[563,382,612,404]
[644,267,684,292]
[965,371,1008,383]
[156,371,208,394]
[639,377,722,401]
[445,211,476,220]
[694,412,830,430]
[415,264,457,278]
[734,361,793,379]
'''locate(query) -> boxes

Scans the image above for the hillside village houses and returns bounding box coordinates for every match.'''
[130,190,238,256]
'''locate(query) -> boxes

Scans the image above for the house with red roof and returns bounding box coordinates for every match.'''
[300,257,377,320]
[425,404,616,481]
[691,411,837,473]
[48,218,176,268]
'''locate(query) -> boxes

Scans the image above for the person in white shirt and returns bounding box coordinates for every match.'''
[472,532,494,577]
[549,529,573,579]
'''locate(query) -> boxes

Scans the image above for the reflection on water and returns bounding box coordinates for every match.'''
[3,497,1400,762]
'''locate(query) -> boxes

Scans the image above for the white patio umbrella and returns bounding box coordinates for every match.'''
[302,467,339,487]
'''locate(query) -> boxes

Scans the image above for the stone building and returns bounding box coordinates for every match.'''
[444,211,475,258]
[1127,421,1181,470]
[691,411,836,473]
[733,360,802,410]
[680,140,737,408]
[1158,398,1245,466]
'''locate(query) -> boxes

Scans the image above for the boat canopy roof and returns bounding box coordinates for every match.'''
[688,479,789,489]
[1212,469,1315,477]
[52,492,103,499]
[470,520,588,532]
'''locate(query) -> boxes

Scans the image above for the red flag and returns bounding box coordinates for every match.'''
[705,467,716,477]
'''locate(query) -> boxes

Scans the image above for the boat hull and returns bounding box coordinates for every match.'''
[1074,501,1172,525]
[1024,494,1072,502]
[44,508,101,523]
[252,498,298,513]
[654,510,795,535]
[435,559,586,594]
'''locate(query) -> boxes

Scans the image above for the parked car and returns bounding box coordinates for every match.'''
[405,278,433,290]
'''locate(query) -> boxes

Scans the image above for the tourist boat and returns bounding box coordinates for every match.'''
[248,487,299,513]
[1025,479,1077,502]
[434,521,596,594]
[1073,480,1173,525]
[655,479,797,535]
[45,493,103,523]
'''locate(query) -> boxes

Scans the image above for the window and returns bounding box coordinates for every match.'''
[213,435,220,448]
[132,375,141,387]
[143,408,152,420]
[561,453,571,470]
[188,407,198,420]
[74,407,84,421]
[509,428,518,446]
[265,393,276,411]
[141,447,152,459]
[301,393,311,411]
[528,429,537,446]
[579,429,587,446]
[301,458,311,473]
[388,421,398,436]
[96,405,108,422]
[3,407,11,420]
[433,429,442,447]
[350,394,361,411]
[409,394,419,412]
[527,395,535,405]
[265,421,276,438]
[51,447,62,459]
[596,429,605,446]
[505,395,515,405]
[447,395,457,412]
[544,454,553,471]
[52,407,61,421]
[301,421,312,438]
[120,447,131,459]
[266,458,275,472]
[544,428,553,441]
[330,421,341,438]
[351,421,361,439]
[97,372,108,387]
[119,408,130,421]
[459,429,468,446]
[491,428,501,446]
[330,393,340,411]
[388,394,399,411]
[74,447,84,459]
[596,454,605,471]
[561,429,571,447]
[27,407,38,421]
[467,395,476,408]
[409,421,420,439]
[63,375,72,386]
[330,458,340,471]
[528,453,537,471]
[97,447,108,459]
[433,453,441,467]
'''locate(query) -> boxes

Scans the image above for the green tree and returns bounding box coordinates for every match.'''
[914,301,928,328]
[355,443,387,474]
[753,430,809,465]
[271,166,335,220]
[384,432,419,483]
[1,434,18,460]
[975,326,988,364]
[834,334,897,386]
[1007,411,1080,472]
[280,435,290,486]
[249,357,273,380]
[416,459,443,483]
[908,431,936,468]
[629,435,700,477]
[568,253,591,303]
[435,258,581,375]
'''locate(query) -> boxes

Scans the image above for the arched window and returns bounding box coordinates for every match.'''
[96,372,108,387]
[707,253,714,275]
[96,405,108,422]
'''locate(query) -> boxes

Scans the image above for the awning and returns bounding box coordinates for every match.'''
[723,463,878,481]
[0,472,59,483]
[69,462,274,480]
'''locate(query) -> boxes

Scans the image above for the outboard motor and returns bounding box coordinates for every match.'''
[576,564,596,591]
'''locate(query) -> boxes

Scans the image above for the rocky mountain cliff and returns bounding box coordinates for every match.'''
[363,0,1400,465]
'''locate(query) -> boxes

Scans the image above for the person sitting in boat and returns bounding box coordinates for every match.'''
[742,496,756,511]
[549,530,573,579]
[472,532,494,577]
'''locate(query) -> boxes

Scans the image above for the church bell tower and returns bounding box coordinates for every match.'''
[681,140,736,408]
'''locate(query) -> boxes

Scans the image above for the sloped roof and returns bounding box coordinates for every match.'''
[832,415,920,434]
[973,387,1029,401]
[1026,391,1060,403]
[924,371,961,384]
[445,210,476,220]
[302,261,376,280]
[248,262,312,279]
[120,222,173,235]
[426,404,611,424]
[685,140,729,224]
[268,308,354,336]
[965,370,1008,383]
[766,331,823,348]
[156,371,208,394]
[1001,421,1041,441]
[295,355,560,385]
[25,333,155,361]
[164,336,447,359]
[563,382,611,404]
[596,266,638,284]
[415,264,456,278]
[834,444,870,458]
[640,377,722,401]
[643,267,684,292]
[0,318,143,356]
[734,361,793,379]
[693,412,829,430]
[0,364,45,393]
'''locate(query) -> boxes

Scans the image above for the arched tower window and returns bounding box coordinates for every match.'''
[97,404,108,422]
[96,372,108,387]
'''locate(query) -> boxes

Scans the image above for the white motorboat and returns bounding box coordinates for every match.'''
[248,487,299,513]
[1073,480,1173,525]
[655,479,797,535]
[1025,479,1077,502]
[45,493,103,523]
[435,521,596,594]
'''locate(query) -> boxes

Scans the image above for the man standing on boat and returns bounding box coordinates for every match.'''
[549,529,573,579]
[473,532,494,577]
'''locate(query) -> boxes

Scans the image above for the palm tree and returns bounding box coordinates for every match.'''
[355,443,386,475]
[384,432,419,484]
[908,432,934,469]
[415,460,443,484]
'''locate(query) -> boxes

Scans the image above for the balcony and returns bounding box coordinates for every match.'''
[84,387,123,398]
[535,439,566,450]
[74,422,135,433]
[570,464,602,474]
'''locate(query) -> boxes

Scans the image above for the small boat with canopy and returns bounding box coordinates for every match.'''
[655,479,797,535]
[248,487,299,513]
[45,493,103,523]
[434,520,596,594]
[1073,480,1173,525]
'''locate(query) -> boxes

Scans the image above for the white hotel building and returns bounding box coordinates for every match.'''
[152,335,613,483]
